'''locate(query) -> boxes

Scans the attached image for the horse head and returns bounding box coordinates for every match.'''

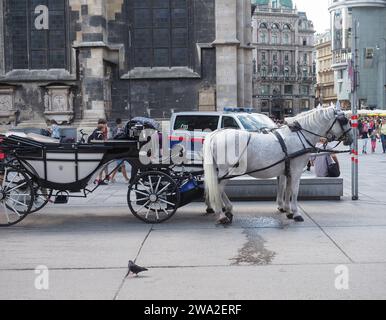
[327,108,353,146]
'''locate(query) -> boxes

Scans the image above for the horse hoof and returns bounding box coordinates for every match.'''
[216,216,232,226]
[287,214,294,220]
[225,212,234,224]
[294,216,305,223]
[278,208,286,213]
[206,208,215,215]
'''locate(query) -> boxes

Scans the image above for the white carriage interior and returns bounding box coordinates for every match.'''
[23,152,105,184]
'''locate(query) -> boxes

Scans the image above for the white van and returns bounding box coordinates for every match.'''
[169,109,277,163]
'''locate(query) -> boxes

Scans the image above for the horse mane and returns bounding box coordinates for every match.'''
[285,107,336,131]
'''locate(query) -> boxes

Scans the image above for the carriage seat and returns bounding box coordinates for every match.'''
[26,133,60,144]
[6,132,60,144]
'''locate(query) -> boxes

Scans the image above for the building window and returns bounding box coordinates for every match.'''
[261,100,270,113]
[284,100,293,115]
[261,52,267,63]
[301,99,310,111]
[259,85,270,95]
[261,66,267,78]
[4,0,68,70]
[272,66,279,77]
[301,85,309,95]
[272,33,278,44]
[303,38,307,46]
[284,85,293,94]
[284,53,289,64]
[128,0,190,68]
[272,53,278,64]
[283,33,289,45]
[303,53,308,65]
[284,67,290,78]
[259,31,267,44]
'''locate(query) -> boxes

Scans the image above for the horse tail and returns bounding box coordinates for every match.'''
[203,132,222,213]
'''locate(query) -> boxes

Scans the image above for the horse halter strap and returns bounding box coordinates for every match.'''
[273,131,291,178]
[289,113,351,144]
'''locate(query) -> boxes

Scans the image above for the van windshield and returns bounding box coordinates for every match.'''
[237,114,277,131]
[174,116,219,132]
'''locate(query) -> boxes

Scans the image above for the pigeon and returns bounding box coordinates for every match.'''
[126,260,148,277]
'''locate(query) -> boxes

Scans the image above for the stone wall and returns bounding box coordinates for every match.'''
[0,0,217,129]
[0,0,256,130]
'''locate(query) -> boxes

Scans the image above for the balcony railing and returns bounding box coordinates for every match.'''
[332,50,352,66]
[256,7,298,14]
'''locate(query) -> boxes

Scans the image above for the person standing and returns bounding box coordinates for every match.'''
[370,129,379,153]
[380,118,386,154]
[110,118,130,183]
[89,119,110,185]
[361,119,369,154]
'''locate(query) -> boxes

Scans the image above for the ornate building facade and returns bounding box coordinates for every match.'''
[315,30,337,106]
[0,0,253,129]
[252,0,316,119]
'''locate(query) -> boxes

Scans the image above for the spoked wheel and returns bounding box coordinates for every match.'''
[0,166,34,227]
[128,171,180,224]
[29,184,53,214]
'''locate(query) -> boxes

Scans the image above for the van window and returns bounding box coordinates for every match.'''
[174,116,219,132]
[221,116,240,129]
[237,114,276,131]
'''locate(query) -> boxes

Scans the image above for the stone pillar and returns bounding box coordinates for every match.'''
[242,0,253,108]
[213,0,239,109]
[78,47,106,122]
[70,0,109,124]
[214,0,253,110]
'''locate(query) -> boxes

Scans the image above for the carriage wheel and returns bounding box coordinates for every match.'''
[128,171,180,224]
[29,184,53,214]
[0,166,34,227]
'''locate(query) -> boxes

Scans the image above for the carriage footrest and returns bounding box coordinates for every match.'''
[54,195,69,204]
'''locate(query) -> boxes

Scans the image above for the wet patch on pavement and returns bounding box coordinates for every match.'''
[230,228,276,266]
[233,215,289,229]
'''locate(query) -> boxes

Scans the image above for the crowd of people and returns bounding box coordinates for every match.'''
[358,117,386,154]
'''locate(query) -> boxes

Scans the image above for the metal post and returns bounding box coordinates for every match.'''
[382,38,386,110]
[351,20,359,201]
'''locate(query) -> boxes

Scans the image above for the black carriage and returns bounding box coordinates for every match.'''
[0,130,204,227]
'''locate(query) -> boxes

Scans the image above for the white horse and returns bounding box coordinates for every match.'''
[203,106,353,224]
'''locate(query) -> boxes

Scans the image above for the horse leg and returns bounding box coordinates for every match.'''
[277,175,287,213]
[289,172,304,223]
[221,187,233,223]
[204,197,215,215]
[284,176,293,219]
[216,183,233,225]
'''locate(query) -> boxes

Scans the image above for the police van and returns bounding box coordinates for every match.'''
[169,108,277,163]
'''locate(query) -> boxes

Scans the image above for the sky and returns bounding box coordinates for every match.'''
[293,0,331,33]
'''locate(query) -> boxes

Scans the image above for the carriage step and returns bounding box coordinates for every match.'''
[54,195,69,204]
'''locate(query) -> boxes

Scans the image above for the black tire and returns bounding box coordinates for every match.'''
[0,165,34,227]
[128,171,180,224]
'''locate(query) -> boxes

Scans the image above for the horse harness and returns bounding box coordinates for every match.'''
[220,112,351,181]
